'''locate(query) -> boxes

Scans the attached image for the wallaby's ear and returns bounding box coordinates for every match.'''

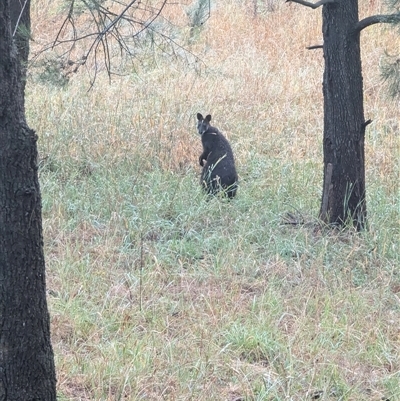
[205,115,212,122]
[197,113,203,121]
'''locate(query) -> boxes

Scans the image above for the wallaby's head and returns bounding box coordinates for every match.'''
[197,113,212,135]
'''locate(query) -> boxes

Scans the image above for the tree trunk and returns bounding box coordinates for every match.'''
[319,0,367,230]
[10,0,31,99]
[0,0,57,399]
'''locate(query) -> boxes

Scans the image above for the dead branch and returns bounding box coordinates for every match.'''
[286,0,335,9]
[355,14,400,33]
[360,119,373,140]
[362,119,373,129]
[307,44,323,50]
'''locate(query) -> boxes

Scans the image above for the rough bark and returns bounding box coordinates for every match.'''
[10,0,31,98]
[319,0,367,230]
[0,0,57,399]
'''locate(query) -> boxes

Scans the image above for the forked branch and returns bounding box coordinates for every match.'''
[355,14,400,33]
[286,0,335,9]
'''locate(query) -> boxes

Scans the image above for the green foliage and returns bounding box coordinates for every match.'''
[381,0,400,98]
[186,0,210,28]
[385,0,400,13]
[186,0,213,43]
[62,0,108,16]
[33,58,70,87]
[251,0,281,16]
[382,54,400,98]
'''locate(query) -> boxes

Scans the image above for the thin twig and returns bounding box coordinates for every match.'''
[12,0,29,36]
[53,0,76,47]
[13,0,28,37]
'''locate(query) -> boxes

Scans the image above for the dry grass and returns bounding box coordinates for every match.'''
[27,0,400,399]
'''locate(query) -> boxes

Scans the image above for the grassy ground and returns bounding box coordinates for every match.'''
[28,0,399,399]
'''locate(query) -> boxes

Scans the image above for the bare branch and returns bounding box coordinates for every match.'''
[81,0,144,63]
[52,0,76,48]
[286,0,335,9]
[31,0,205,87]
[355,14,400,33]
[307,44,323,50]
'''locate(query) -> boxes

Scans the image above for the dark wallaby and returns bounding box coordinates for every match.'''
[197,113,238,198]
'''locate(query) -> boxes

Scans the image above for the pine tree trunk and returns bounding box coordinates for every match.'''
[0,0,57,398]
[10,0,31,100]
[319,0,367,230]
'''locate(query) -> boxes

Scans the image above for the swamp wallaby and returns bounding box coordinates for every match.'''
[197,113,238,198]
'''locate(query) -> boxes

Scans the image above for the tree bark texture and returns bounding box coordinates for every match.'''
[9,0,31,99]
[0,1,57,399]
[320,0,367,230]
